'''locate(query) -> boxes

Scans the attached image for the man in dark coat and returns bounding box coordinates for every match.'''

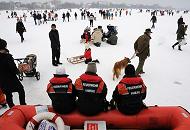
[62,12,65,22]
[16,18,26,43]
[66,11,70,22]
[177,16,183,28]
[172,22,187,51]
[134,28,152,76]
[112,64,147,115]
[89,13,94,27]
[49,24,62,66]
[0,38,26,108]
[74,62,108,116]
[150,15,157,29]
[47,66,76,114]
[33,11,37,25]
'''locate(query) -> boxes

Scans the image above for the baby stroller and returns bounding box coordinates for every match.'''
[103,25,118,45]
[15,54,40,81]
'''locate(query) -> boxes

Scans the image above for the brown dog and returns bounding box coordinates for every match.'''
[113,57,131,80]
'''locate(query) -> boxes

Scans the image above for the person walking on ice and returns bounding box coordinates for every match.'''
[134,28,152,76]
[172,22,188,51]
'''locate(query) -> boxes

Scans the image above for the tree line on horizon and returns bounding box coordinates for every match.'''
[0,1,182,10]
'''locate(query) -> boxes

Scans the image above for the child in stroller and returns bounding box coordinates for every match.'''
[103,24,118,45]
[15,54,40,81]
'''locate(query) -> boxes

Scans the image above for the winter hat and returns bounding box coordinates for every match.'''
[145,28,152,33]
[0,38,7,50]
[86,62,97,73]
[98,26,102,29]
[125,64,136,77]
[55,66,66,75]
[51,24,56,28]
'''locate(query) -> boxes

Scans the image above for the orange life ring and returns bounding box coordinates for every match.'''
[26,112,64,130]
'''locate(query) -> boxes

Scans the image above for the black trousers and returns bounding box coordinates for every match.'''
[52,48,60,64]
[18,32,24,42]
[90,20,93,27]
[5,87,26,108]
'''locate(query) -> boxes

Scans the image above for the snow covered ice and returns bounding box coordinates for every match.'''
[0,9,190,115]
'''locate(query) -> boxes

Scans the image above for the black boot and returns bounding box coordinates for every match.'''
[178,45,182,51]
[172,42,178,49]
[57,61,62,65]
[52,60,58,66]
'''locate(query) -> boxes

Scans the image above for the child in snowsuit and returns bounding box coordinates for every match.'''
[0,88,7,108]
[83,44,92,64]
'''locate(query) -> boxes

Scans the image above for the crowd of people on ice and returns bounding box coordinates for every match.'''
[0,8,189,117]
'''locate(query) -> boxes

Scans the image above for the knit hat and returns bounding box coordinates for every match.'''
[55,66,66,75]
[51,24,56,28]
[86,62,97,73]
[145,28,152,33]
[0,38,7,50]
[125,64,136,77]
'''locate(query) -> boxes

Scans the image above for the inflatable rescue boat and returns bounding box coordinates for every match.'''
[0,105,190,130]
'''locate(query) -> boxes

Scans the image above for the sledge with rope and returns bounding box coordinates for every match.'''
[67,55,85,64]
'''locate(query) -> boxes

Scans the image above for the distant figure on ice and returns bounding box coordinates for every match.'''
[23,13,27,22]
[111,64,147,115]
[33,11,37,25]
[74,62,109,116]
[43,13,47,24]
[74,12,77,20]
[134,28,152,76]
[172,22,188,51]
[66,11,71,22]
[62,12,65,22]
[47,66,76,114]
[16,17,26,43]
[150,15,157,29]
[0,38,26,108]
[36,12,42,25]
[49,24,62,66]
[89,13,94,27]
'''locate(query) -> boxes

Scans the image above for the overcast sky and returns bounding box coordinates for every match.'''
[1,0,190,9]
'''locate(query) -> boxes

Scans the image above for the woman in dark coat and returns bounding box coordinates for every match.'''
[0,38,26,108]
[172,22,187,51]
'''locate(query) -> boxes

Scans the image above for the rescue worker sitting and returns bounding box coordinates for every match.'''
[74,62,108,116]
[111,64,147,115]
[47,66,76,114]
